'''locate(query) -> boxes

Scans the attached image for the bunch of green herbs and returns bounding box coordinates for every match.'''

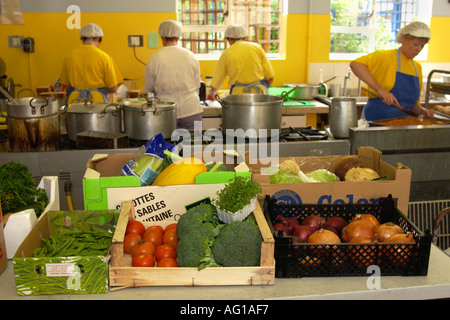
[0,161,48,215]
[214,176,262,214]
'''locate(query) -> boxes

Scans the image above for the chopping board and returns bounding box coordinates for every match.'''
[268,87,315,106]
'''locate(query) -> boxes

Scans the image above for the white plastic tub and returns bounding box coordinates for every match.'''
[4,176,60,259]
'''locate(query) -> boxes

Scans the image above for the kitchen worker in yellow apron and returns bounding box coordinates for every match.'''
[350,21,434,121]
[60,23,123,103]
[206,24,275,99]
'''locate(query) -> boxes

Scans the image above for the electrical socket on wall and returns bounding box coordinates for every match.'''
[8,35,24,48]
[128,35,143,47]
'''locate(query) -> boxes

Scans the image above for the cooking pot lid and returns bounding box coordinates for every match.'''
[8,97,58,106]
[67,102,116,114]
[122,98,176,110]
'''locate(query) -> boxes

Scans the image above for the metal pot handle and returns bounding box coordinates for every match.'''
[29,97,49,115]
[139,97,161,115]
[17,88,36,98]
[98,103,120,118]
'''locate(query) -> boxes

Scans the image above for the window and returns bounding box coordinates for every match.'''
[177,0,283,59]
[330,0,433,60]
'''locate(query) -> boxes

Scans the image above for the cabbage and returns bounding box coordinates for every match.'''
[270,170,305,184]
[306,169,340,182]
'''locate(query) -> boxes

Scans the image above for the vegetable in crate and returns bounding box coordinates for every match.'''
[176,204,222,269]
[176,203,219,239]
[0,161,48,215]
[32,230,113,257]
[270,159,339,184]
[121,133,170,186]
[212,216,263,267]
[214,176,262,214]
[152,157,207,186]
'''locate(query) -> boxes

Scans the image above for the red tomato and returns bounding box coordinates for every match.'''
[131,241,155,257]
[164,223,177,233]
[123,233,142,254]
[132,254,155,267]
[157,257,179,267]
[126,220,145,236]
[155,244,177,262]
[143,228,163,248]
[163,229,178,249]
[147,225,164,234]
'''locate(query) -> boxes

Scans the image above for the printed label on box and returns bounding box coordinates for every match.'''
[46,263,77,277]
[107,184,226,225]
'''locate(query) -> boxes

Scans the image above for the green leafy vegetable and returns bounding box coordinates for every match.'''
[0,161,48,215]
[212,217,263,267]
[306,169,340,182]
[269,170,305,184]
[176,203,222,269]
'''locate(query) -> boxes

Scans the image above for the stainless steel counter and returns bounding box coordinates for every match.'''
[1,244,449,300]
[350,125,450,201]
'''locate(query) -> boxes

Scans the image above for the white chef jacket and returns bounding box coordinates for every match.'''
[144,46,202,119]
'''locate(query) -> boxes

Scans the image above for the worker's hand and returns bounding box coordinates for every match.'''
[423,108,434,117]
[206,93,216,101]
[379,89,400,108]
[414,105,434,117]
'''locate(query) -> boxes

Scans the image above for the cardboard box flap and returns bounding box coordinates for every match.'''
[87,153,133,178]
[14,211,50,258]
[357,146,382,173]
[84,167,101,179]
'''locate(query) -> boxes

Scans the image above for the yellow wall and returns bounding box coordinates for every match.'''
[0,12,448,94]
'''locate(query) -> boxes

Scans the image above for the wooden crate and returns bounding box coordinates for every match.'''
[109,201,275,289]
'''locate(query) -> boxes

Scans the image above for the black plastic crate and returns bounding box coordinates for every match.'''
[263,195,432,278]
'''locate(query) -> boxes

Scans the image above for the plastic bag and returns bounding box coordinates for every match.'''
[121,133,175,186]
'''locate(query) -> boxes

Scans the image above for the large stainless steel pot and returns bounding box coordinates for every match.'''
[218,94,282,139]
[4,97,61,151]
[122,98,177,141]
[284,83,323,100]
[5,97,60,118]
[329,97,357,138]
[65,102,121,141]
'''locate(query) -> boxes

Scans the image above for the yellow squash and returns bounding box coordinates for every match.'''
[152,157,207,186]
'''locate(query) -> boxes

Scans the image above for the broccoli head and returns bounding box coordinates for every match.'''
[176,223,221,268]
[212,219,263,267]
[176,203,218,240]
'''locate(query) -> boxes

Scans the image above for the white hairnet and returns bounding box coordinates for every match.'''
[225,25,248,39]
[159,20,183,38]
[79,23,104,38]
[396,21,431,43]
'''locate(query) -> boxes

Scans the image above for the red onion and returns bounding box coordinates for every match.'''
[273,223,289,236]
[293,225,315,243]
[323,216,348,237]
[300,214,325,231]
[275,215,300,235]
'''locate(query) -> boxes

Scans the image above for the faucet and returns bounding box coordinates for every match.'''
[343,67,351,96]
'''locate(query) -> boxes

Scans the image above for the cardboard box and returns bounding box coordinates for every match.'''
[83,153,142,210]
[109,201,275,288]
[83,152,250,210]
[249,147,412,215]
[13,209,119,296]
